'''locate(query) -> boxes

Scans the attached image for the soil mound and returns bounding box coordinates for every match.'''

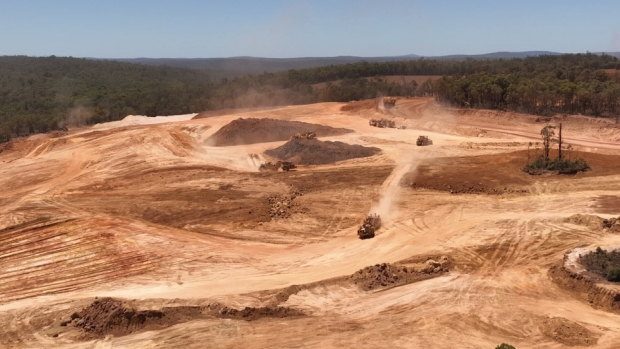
[267,188,304,219]
[61,298,186,336]
[208,118,352,146]
[265,138,380,165]
[539,317,599,346]
[565,214,620,232]
[209,304,304,321]
[62,298,302,338]
[351,257,449,291]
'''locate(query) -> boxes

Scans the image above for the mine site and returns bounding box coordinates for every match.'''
[0,95,619,348]
[3,2,620,349]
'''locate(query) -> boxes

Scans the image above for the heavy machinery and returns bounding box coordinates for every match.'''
[259,161,297,172]
[357,214,382,239]
[383,97,397,108]
[292,131,316,140]
[369,119,396,128]
[416,136,433,146]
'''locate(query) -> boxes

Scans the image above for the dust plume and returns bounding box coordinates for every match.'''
[370,153,420,221]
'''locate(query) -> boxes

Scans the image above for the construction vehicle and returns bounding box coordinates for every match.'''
[357,214,382,239]
[369,119,396,128]
[259,161,297,172]
[416,136,433,146]
[292,131,316,140]
[383,97,397,107]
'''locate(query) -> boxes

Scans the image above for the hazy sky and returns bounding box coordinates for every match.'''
[1,0,619,58]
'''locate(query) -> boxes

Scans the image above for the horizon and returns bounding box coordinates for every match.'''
[4,50,620,61]
[1,1,619,58]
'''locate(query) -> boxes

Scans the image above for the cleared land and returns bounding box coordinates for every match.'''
[2,97,620,348]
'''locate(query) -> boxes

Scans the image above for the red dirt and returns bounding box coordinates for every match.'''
[207,118,352,146]
[406,150,620,194]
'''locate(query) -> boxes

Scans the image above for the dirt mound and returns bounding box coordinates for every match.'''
[565,214,620,232]
[539,317,599,346]
[210,304,304,321]
[351,257,449,291]
[62,298,202,337]
[267,188,304,218]
[62,298,302,338]
[208,118,352,146]
[265,138,380,165]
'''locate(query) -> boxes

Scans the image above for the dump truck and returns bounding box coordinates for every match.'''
[259,161,297,172]
[416,136,432,146]
[369,119,396,128]
[357,214,382,239]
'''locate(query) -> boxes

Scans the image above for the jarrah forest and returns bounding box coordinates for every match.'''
[2,2,620,349]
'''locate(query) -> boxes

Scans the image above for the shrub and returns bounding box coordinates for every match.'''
[579,248,620,282]
[606,268,620,282]
[523,155,589,175]
[495,344,516,349]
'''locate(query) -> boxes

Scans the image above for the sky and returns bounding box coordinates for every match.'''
[0,0,619,58]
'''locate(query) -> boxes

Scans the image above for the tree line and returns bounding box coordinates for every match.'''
[1,53,619,142]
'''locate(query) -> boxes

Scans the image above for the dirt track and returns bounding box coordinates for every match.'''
[2,98,620,348]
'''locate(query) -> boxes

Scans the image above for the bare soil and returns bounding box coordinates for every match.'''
[539,316,600,346]
[3,98,620,348]
[207,118,352,146]
[406,149,620,194]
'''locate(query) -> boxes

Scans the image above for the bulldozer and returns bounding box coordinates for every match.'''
[416,135,432,146]
[259,161,297,172]
[369,118,396,128]
[357,214,382,239]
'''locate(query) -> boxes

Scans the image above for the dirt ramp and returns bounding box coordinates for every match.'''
[208,118,352,146]
[351,257,450,291]
[265,138,380,165]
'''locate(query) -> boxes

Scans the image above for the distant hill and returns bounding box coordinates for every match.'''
[113,55,420,79]
[113,51,569,79]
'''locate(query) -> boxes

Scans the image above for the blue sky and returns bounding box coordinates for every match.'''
[0,0,619,58]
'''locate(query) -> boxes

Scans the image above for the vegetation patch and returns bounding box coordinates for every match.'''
[523,156,590,175]
[578,247,620,282]
[523,125,589,175]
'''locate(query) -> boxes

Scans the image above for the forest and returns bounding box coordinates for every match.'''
[1,54,619,142]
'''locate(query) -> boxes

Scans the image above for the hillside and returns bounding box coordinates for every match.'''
[115,52,565,78]
[2,53,620,142]
[0,56,213,141]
